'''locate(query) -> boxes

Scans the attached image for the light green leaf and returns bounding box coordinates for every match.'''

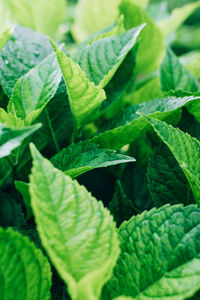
[146,117,200,205]
[72,0,120,42]
[113,297,135,300]
[0,123,40,158]
[92,96,200,150]
[51,141,135,178]
[0,108,25,128]
[157,1,200,37]
[160,48,198,93]
[103,204,200,299]
[75,25,145,88]
[4,0,67,39]
[128,0,149,9]
[180,51,200,80]
[15,181,31,219]
[8,53,61,125]
[0,227,51,300]
[120,0,165,75]
[29,144,120,300]
[51,42,106,127]
[0,25,14,51]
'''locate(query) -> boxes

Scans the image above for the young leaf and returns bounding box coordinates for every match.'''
[147,144,195,206]
[0,108,25,127]
[0,123,40,158]
[120,0,165,74]
[15,181,32,219]
[92,96,200,150]
[29,144,120,300]
[51,141,135,178]
[72,0,120,42]
[146,117,200,205]
[160,48,198,93]
[0,25,14,51]
[0,25,53,97]
[4,0,67,39]
[75,25,145,88]
[0,227,51,300]
[51,43,106,127]
[103,204,200,299]
[7,53,61,125]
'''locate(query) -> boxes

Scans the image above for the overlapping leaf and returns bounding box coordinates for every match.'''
[0,25,14,51]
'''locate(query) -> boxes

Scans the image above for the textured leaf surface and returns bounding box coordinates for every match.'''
[147,144,194,206]
[72,0,120,42]
[0,25,13,51]
[75,25,144,88]
[0,123,40,158]
[51,141,135,178]
[0,25,53,97]
[120,0,165,74]
[161,48,198,93]
[52,43,106,126]
[92,96,200,150]
[8,53,61,124]
[146,117,200,205]
[0,108,25,127]
[104,204,200,299]
[29,144,120,300]
[0,227,51,300]
[15,181,31,219]
[4,0,67,39]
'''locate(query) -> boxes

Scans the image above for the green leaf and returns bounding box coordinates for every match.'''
[15,181,32,219]
[0,157,12,188]
[128,0,149,9]
[29,144,120,300]
[51,42,106,127]
[147,144,195,207]
[180,50,200,80]
[160,48,198,93]
[157,1,200,37]
[4,0,67,39]
[146,117,200,205]
[0,25,14,51]
[51,141,135,178]
[0,123,40,158]
[0,227,51,299]
[103,204,200,299]
[92,96,200,150]
[75,25,145,88]
[8,53,61,125]
[72,0,120,42]
[120,0,165,74]
[0,108,25,128]
[0,25,53,97]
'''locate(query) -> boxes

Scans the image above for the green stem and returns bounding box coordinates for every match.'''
[45,108,60,153]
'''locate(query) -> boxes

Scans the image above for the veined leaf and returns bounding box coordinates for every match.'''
[0,25,14,51]
[157,1,200,37]
[103,204,200,299]
[146,117,200,205]
[120,0,165,74]
[29,144,120,300]
[0,123,40,158]
[160,48,198,93]
[8,53,61,125]
[0,227,51,300]
[0,108,24,127]
[0,25,53,97]
[51,141,135,178]
[4,0,67,39]
[75,25,145,88]
[51,42,106,127]
[72,0,120,42]
[92,96,200,150]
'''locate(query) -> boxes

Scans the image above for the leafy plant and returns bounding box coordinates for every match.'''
[0,0,200,299]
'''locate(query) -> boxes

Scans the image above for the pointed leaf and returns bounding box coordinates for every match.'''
[52,43,106,126]
[0,108,25,127]
[0,123,40,158]
[92,96,200,150]
[160,48,198,93]
[15,181,32,219]
[75,25,145,88]
[8,53,61,125]
[146,117,200,205]
[29,144,120,300]
[104,204,200,299]
[0,227,51,300]
[0,25,14,51]
[51,141,135,178]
